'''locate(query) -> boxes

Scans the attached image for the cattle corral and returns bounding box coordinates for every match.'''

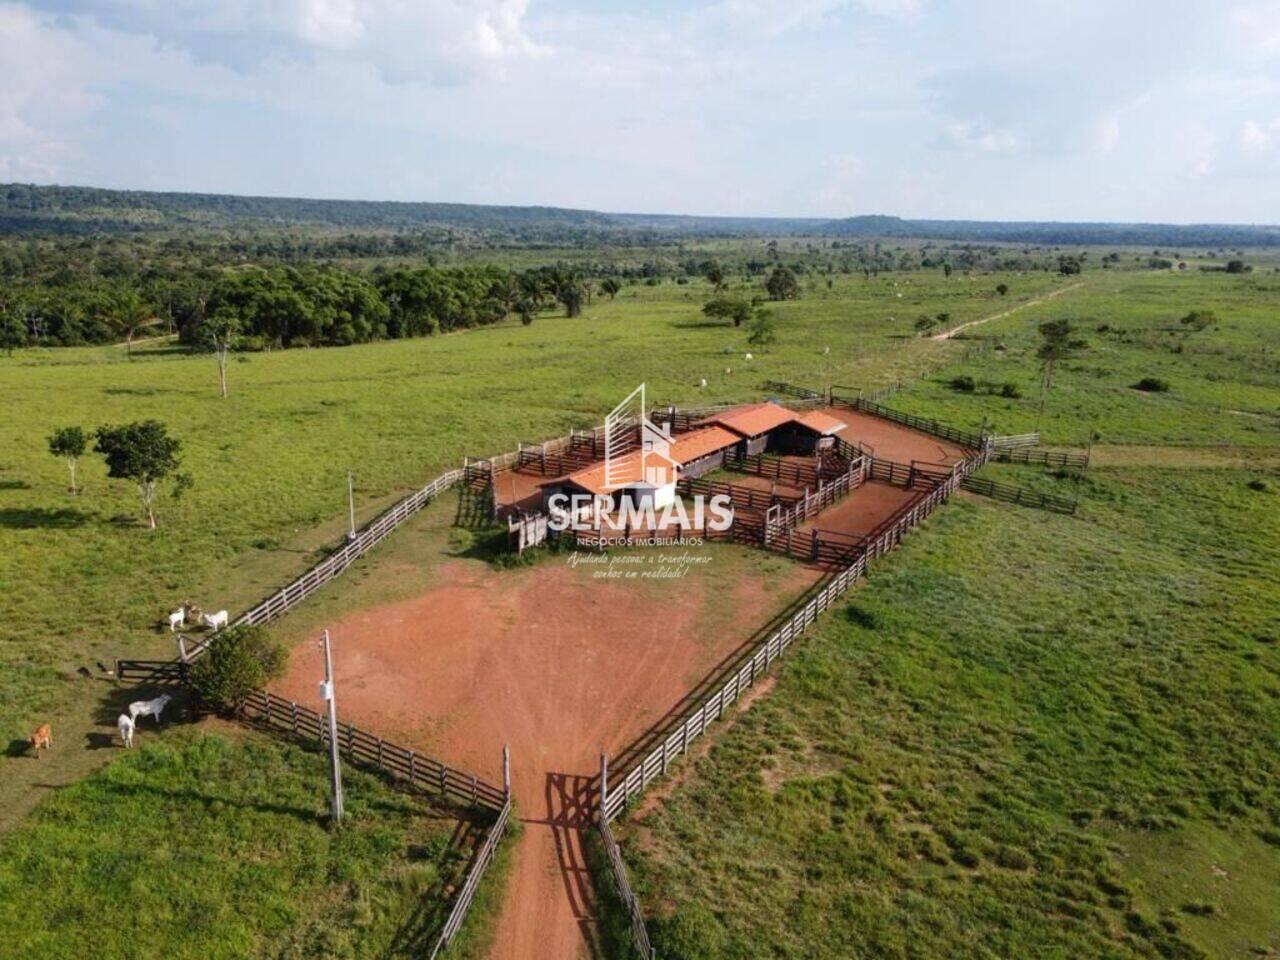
[112,383,1012,959]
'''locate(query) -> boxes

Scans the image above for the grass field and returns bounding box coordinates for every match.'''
[0,269,1063,755]
[0,726,509,960]
[2,262,1277,957]
[617,464,1280,958]
[610,269,1280,959]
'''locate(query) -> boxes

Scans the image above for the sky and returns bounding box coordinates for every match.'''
[1,0,1279,222]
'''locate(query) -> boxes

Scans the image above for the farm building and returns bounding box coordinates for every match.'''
[538,425,739,512]
[698,402,847,456]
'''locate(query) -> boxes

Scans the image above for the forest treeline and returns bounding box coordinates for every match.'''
[6,183,1279,246]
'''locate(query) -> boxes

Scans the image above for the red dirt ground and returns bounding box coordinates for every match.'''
[494,467,549,514]
[797,480,922,539]
[272,554,821,960]
[819,406,969,465]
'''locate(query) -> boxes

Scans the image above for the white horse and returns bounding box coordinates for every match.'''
[117,713,135,748]
[129,693,172,725]
[202,609,228,631]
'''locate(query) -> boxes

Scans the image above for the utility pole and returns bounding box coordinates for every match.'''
[319,629,344,824]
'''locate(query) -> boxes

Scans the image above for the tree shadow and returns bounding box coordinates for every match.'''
[0,479,30,490]
[0,507,90,529]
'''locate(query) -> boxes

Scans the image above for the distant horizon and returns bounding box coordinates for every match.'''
[3,2,1278,223]
[9,180,1280,230]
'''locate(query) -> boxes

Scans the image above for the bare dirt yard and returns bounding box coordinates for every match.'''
[819,405,970,465]
[272,540,820,960]
[797,480,922,540]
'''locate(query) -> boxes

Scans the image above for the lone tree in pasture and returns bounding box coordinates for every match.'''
[194,307,242,398]
[48,426,87,495]
[189,624,286,714]
[1036,319,1088,420]
[703,261,727,293]
[764,266,800,301]
[94,420,186,529]
[703,297,753,327]
[600,277,622,300]
[97,288,159,358]
[747,309,777,347]
[996,283,1009,296]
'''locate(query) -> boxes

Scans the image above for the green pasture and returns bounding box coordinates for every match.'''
[0,269,1061,750]
[0,728,507,960]
[617,465,1280,959]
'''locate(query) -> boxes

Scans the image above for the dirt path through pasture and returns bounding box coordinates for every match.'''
[273,553,821,960]
[931,281,1085,341]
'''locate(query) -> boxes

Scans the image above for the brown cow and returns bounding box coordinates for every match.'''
[29,723,52,757]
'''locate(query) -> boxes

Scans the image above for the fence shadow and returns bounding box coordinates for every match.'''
[605,566,839,794]
[544,772,606,960]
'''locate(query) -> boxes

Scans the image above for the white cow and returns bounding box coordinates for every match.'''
[117,713,135,748]
[202,609,229,631]
[167,607,186,631]
[724,367,733,375]
[129,693,172,725]
[822,346,830,355]
[744,352,753,360]
[698,378,708,388]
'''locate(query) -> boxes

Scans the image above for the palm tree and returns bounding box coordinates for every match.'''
[99,289,159,358]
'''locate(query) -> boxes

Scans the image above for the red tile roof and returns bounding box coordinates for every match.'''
[699,401,797,438]
[542,425,740,495]
[794,410,847,435]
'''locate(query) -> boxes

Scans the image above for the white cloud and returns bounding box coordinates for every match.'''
[943,122,1018,154]
[1231,2,1280,55]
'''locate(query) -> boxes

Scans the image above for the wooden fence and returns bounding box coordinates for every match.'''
[761,379,825,401]
[761,455,870,547]
[834,396,988,449]
[229,468,463,636]
[726,451,820,489]
[959,475,1078,515]
[988,432,1040,451]
[598,755,656,960]
[993,446,1090,469]
[600,448,983,823]
[429,795,514,959]
[677,475,800,512]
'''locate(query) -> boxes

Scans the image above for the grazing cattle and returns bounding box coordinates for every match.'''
[202,609,228,631]
[698,378,707,388]
[129,693,172,725]
[744,352,753,360]
[28,723,52,757]
[724,367,733,375]
[167,606,186,631]
[822,346,830,355]
[117,714,135,748]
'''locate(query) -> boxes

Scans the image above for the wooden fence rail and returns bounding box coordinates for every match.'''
[959,475,1078,515]
[429,796,514,960]
[228,468,463,638]
[238,688,508,811]
[993,446,1091,469]
[989,432,1040,450]
[598,754,655,960]
[834,396,988,449]
[677,475,800,512]
[601,448,986,823]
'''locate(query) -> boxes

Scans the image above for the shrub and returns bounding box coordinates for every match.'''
[189,624,286,713]
[999,382,1022,398]
[1133,377,1170,392]
[1247,478,1269,492]
[950,375,976,393]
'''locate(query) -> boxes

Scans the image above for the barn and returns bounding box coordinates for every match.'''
[699,402,847,456]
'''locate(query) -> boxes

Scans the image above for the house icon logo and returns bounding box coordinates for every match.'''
[604,383,670,490]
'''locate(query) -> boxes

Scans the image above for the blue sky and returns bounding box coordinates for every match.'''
[2,0,1278,221]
